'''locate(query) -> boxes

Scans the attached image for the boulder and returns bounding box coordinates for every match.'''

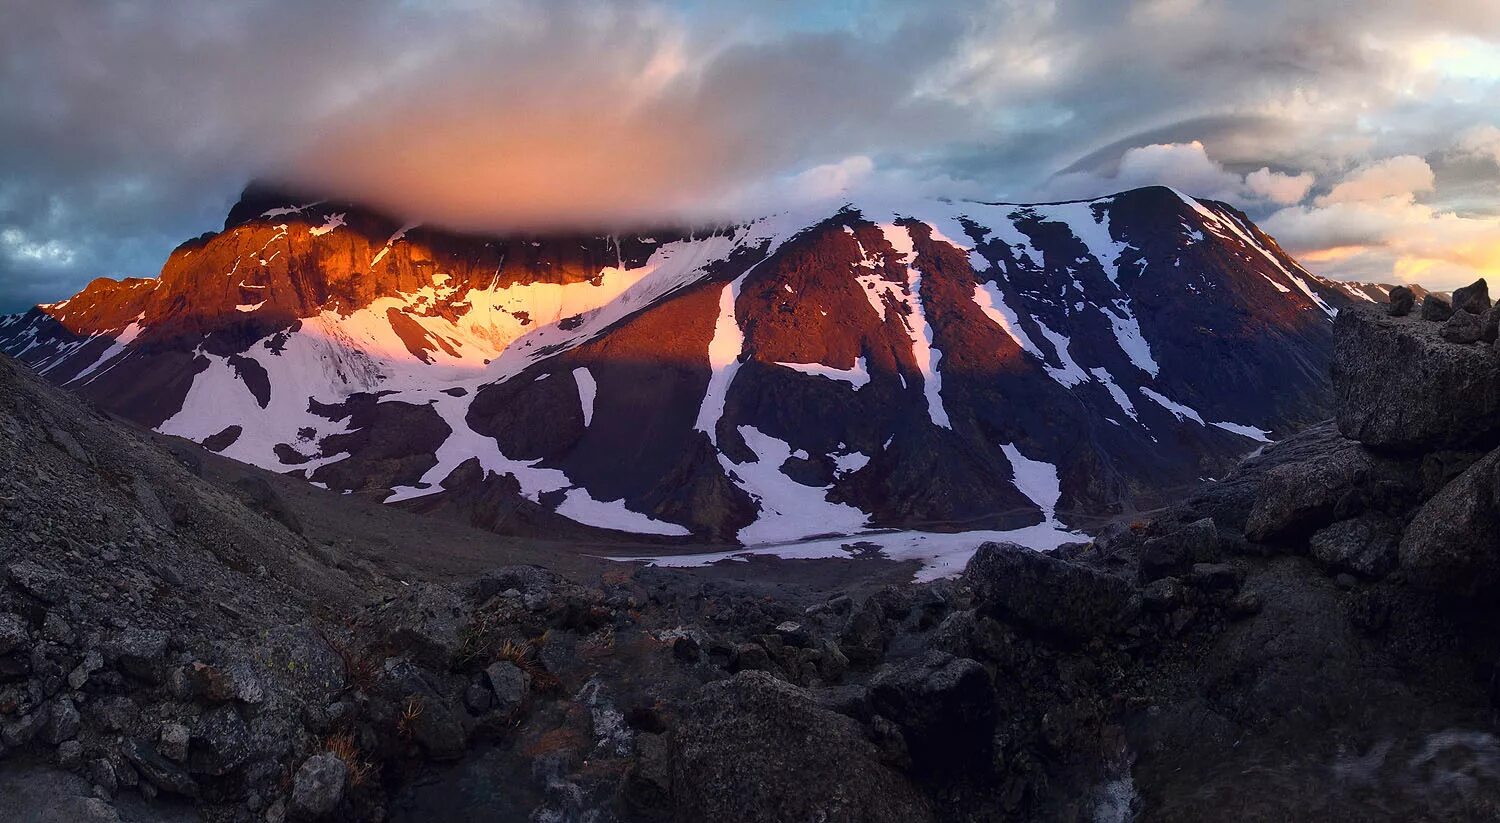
[1386,285,1414,317]
[838,598,887,665]
[1309,515,1399,578]
[159,722,190,762]
[291,753,349,818]
[1420,294,1454,321]
[1442,310,1483,344]
[1452,278,1491,314]
[120,739,198,797]
[105,628,169,683]
[6,561,64,603]
[43,698,80,745]
[963,542,1135,641]
[1484,306,1500,343]
[1139,518,1218,580]
[869,650,994,774]
[1399,449,1500,594]
[1333,304,1500,450]
[670,671,933,823]
[187,705,254,776]
[0,612,27,655]
[483,661,530,714]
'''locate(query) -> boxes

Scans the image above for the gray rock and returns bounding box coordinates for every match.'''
[1386,285,1415,316]
[1442,310,1483,343]
[43,698,80,745]
[291,753,348,818]
[1421,293,1454,321]
[670,671,933,823]
[1334,305,1500,450]
[963,542,1135,641]
[1309,515,1399,578]
[2,708,47,747]
[869,650,994,774]
[55,739,82,767]
[1141,577,1185,612]
[1188,563,1241,592]
[411,700,466,761]
[1484,306,1500,343]
[120,738,198,797]
[462,682,492,714]
[159,722,190,762]
[0,612,27,655]
[105,628,169,682]
[0,763,124,822]
[1452,278,1491,314]
[483,661,530,715]
[773,621,811,647]
[838,598,886,665]
[67,649,103,691]
[1140,518,1218,580]
[1399,448,1500,594]
[188,704,254,775]
[6,561,64,603]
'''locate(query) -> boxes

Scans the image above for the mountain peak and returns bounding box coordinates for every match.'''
[1,188,1416,550]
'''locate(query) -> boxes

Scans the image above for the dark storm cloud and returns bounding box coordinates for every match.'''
[2,0,1499,311]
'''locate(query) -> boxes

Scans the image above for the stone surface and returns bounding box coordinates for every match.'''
[964,542,1135,641]
[1420,293,1454,321]
[291,753,349,818]
[1333,304,1500,450]
[483,661,530,715]
[869,650,995,774]
[1442,310,1482,344]
[670,671,933,823]
[1399,448,1500,594]
[1452,278,1491,314]
[1386,285,1414,316]
[1309,515,1399,579]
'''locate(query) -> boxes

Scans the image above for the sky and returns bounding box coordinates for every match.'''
[2,0,1499,313]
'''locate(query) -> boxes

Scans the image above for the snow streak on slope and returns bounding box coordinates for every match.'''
[878,223,951,429]
[972,282,1042,356]
[774,357,871,388]
[695,278,747,444]
[573,367,597,427]
[999,443,1063,524]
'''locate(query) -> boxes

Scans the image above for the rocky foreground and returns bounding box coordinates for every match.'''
[5,283,1500,821]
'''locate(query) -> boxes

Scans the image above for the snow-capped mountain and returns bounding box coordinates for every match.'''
[0,184,1395,544]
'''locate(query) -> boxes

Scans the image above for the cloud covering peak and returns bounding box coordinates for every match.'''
[2,0,1499,311]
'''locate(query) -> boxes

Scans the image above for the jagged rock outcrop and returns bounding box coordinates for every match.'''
[1334,302,1500,450]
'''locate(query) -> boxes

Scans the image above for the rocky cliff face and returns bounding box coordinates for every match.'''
[1,185,1404,545]
[7,279,1500,822]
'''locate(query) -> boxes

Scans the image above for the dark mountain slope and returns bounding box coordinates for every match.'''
[1,185,1416,547]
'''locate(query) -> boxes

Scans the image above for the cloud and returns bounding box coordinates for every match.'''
[2,0,1500,309]
[1245,167,1316,204]
[1454,124,1500,166]
[1315,155,1435,205]
[1035,141,1316,206]
[1263,157,1500,289]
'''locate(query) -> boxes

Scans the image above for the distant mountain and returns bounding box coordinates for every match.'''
[0,184,1405,544]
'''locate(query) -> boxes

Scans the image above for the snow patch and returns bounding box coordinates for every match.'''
[308,213,347,237]
[573,367,597,427]
[773,356,870,388]
[725,426,869,544]
[1000,443,1062,523]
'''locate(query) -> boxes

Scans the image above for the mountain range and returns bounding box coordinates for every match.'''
[0,184,1422,547]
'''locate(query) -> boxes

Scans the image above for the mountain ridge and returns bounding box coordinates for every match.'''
[0,184,1427,549]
